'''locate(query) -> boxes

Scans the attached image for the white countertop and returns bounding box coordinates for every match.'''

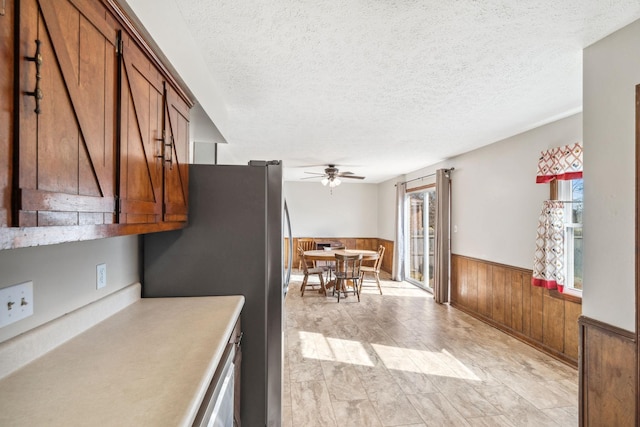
[0,295,244,426]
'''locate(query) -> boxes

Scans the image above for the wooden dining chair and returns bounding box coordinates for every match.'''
[360,245,385,295]
[297,238,316,270]
[300,253,325,296]
[333,253,363,302]
[297,246,314,271]
[319,245,345,281]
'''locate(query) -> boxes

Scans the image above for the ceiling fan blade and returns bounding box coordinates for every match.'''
[301,175,324,180]
[303,171,326,175]
[339,175,365,180]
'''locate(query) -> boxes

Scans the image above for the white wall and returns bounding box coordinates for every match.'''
[117,0,229,138]
[398,113,582,269]
[0,236,140,343]
[453,114,582,268]
[583,19,640,332]
[377,178,403,241]
[284,182,378,237]
[190,103,227,164]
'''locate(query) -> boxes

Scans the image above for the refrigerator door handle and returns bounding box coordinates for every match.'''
[283,200,292,295]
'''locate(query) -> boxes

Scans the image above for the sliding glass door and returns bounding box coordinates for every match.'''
[406,188,436,292]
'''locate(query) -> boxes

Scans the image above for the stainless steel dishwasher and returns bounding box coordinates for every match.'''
[192,343,236,427]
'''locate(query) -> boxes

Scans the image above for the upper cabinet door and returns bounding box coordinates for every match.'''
[0,0,14,227]
[163,85,189,222]
[17,0,119,226]
[118,32,164,225]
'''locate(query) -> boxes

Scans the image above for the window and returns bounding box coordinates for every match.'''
[405,187,436,292]
[557,178,583,295]
[534,142,583,296]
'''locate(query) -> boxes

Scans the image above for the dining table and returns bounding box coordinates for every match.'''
[303,248,378,262]
[303,249,378,296]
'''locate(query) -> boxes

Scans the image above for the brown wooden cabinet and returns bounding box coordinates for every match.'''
[118,31,190,225]
[119,30,164,225]
[0,0,192,249]
[163,85,189,223]
[0,0,13,228]
[17,0,119,227]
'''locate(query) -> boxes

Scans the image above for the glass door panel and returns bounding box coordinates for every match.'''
[406,190,436,292]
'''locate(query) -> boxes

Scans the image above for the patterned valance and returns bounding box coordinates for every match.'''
[536,142,583,183]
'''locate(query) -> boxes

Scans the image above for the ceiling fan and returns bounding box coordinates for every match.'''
[302,164,365,187]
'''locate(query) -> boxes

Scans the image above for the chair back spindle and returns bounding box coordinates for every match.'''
[334,253,363,302]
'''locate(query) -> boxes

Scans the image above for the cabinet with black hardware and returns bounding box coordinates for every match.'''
[118,30,164,225]
[118,30,189,225]
[16,0,120,227]
[0,0,191,248]
[0,0,13,228]
[163,84,189,223]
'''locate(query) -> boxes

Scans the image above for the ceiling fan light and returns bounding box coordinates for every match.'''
[330,177,341,187]
[321,177,329,186]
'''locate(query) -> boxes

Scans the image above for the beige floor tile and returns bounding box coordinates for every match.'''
[289,358,325,383]
[321,361,368,401]
[473,385,558,427]
[330,399,383,426]
[406,392,471,426]
[542,405,578,426]
[389,369,439,395]
[369,393,424,426]
[439,385,501,418]
[290,380,337,427]
[282,403,293,427]
[466,415,516,426]
[282,377,292,408]
[284,271,578,427]
[503,378,576,410]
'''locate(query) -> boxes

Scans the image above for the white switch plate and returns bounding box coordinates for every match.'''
[0,281,34,328]
[96,263,107,289]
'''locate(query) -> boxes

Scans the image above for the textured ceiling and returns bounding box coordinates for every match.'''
[171,0,640,183]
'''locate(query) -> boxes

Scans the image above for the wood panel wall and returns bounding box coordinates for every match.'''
[451,254,581,366]
[579,316,637,426]
[285,237,394,273]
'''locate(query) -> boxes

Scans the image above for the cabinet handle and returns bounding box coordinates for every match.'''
[1,0,6,16]
[24,39,43,114]
[164,135,173,170]
[155,135,164,159]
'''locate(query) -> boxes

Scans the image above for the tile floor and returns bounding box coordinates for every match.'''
[282,270,578,427]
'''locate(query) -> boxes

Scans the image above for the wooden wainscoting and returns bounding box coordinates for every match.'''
[377,239,394,274]
[579,316,637,426]
[451,254,581,366]
[285,237,394,273]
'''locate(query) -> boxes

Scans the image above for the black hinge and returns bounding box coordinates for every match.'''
[114,196,121,214]
[116,37,123,55]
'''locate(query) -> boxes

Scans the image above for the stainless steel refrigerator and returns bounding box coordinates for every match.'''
[142,161,291,427]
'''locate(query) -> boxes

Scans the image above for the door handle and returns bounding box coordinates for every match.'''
[24,39,43,114]
[164,135,173,169]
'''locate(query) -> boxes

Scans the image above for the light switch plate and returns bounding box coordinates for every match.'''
[0,281,34,328]
[96,263,107,289]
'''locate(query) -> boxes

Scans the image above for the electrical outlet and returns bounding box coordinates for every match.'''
[0,281,34,328]
[96,263,107,289]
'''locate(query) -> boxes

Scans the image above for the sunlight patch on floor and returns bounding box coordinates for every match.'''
[372,343,480,380]
[298,331,375,367]
[298,331,480,380]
